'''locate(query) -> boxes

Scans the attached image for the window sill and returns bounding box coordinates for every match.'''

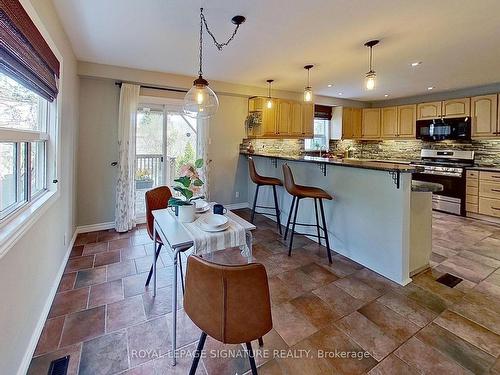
[0,190,59,259]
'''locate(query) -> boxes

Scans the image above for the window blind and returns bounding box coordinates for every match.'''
[0,0,60,101]
[314,104,332,120]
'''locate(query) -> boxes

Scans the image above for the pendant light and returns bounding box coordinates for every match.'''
[266,79,274,108]
[364,40,379,91]
[303,65,314,102]
[183,8,246,119]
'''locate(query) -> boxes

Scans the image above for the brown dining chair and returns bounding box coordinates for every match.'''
[184,255,272,375]
[144,186,185,291]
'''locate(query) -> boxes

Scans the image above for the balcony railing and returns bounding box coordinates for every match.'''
[135,154,177,188]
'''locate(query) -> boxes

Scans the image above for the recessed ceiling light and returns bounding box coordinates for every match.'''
[384,94,389,97]
[411,61,422,67]
[338,92,343,95]
[327,84,333,88]
[427,86,434,90]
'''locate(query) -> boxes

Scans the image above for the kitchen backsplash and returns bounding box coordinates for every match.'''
[240,138,500,166]
[329,139,500,166]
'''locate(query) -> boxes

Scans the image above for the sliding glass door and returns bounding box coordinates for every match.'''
[135,104,197,220]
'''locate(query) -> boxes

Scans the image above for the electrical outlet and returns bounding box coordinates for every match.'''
[235,191,240,198]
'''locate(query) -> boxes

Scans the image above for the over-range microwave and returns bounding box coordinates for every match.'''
[416,117,471,141]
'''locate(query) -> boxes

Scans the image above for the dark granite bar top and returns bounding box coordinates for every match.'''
[466,166,500,172]
[240,152,419,173]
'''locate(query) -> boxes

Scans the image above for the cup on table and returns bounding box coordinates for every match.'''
[213,204,227,215]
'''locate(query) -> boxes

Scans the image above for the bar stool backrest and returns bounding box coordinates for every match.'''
[282,163,298,195]
[248,157,260,184]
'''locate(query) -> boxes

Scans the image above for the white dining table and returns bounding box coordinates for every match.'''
[151,207,256,366]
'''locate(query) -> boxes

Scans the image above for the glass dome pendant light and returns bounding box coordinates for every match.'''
[364,40,379,91]
[183,8,246,119]
[266,79,274,108]
[303,65,314,102]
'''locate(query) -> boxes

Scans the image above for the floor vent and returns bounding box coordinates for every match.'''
[48,355,69,375]
[436,273,462,288]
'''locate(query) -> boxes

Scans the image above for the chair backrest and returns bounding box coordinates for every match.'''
[282,163,297,195]
[184,255,273,344]
[145,186,172,240]
[248,157,260,184]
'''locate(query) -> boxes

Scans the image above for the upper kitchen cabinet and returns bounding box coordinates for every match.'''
[397,104,417,138]
[443,98,470,118]
[332,107,362,139]
[362,108,381,139]
[417,101,442,120]
[248,97,277,137]
[289,102,303,136]
[302,103,314,137]
[381,107,398,138]
[471,94,499,138]
[277,100,291,135]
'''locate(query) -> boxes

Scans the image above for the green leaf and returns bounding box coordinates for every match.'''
[168,197,190,206]
[195,159,204,168]
[173,186,193,200]
[174,176,191,188]
[193,178,204,186]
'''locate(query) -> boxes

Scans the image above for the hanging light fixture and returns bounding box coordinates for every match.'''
[183,8,246,119]
[303,65,314,102]
[266,79,274,108]
[364,40,379,91]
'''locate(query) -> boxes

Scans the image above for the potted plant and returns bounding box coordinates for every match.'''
[168,158,204,223]
[135,169,153,189]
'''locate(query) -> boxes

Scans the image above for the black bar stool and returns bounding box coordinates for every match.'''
[248,157,283,234]
[282,163,333,263]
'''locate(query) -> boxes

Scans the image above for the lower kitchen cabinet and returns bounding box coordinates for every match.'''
[466,169,500,221]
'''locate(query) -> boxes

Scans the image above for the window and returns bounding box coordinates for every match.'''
[304,118,330,151]
[0,72,50,221]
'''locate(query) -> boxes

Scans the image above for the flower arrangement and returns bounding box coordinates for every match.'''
[135,168,152,181]
[168,158,204,207]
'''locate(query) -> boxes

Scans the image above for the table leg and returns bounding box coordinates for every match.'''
[153,224,158,297]
[171,247,180,366]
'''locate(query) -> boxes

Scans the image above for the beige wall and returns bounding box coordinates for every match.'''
[77,78,119,225]
[0,1,79,374]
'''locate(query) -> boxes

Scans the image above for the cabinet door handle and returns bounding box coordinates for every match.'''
[492,207,500,211]
[492,189,500,192]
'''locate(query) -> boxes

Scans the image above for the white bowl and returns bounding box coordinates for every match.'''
[202,214,228,228]
[195,200,209,209]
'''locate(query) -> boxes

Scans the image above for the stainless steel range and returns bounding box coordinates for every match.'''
[411,149,475,215]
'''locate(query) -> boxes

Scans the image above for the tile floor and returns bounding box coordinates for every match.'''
[28,210,500,374]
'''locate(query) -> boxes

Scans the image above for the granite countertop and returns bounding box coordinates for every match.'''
[411,180,444,193]
[240,152,419,173]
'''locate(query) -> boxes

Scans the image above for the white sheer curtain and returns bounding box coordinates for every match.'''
[196,118,210,200]
[115,83,140,232]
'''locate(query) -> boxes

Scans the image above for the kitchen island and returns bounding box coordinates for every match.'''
[241,152,427,285]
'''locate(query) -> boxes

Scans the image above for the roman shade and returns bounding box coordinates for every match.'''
[0,0,60,101]
[314,104,332,120]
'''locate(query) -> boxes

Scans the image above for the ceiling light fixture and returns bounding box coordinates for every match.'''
[411,61,422,67]
[183,8,246,119]
[266,79,274,108]
[327,84,333,88]
[364,40,379,91]
[427,86,434,90]
[384,94,389,97]
[303,64,314,102]
[338,92,343,95]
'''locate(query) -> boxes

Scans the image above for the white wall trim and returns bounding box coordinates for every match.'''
[17,230,77,375]
[76,221,115,234]
[226,202,250,210]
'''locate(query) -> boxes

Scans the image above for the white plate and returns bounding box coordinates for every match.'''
[202,214,228,227]
[195,205,210,213]
[198,221,230,232]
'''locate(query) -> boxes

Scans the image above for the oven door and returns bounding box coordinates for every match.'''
[412,172,466,215]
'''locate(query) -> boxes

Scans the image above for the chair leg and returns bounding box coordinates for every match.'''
[288,198,300,256]
[258,337,264,347]
[145,244,162,286]
[178,252,185,295]
[246,342,258,375]
[189,332,207,375]
[314,198,321,245]
[272,185,282,235]
[251,185,260,223]
[319,199,333,264]
[284,196,296,241]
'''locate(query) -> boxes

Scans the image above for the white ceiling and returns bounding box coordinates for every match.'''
[53,0,500,101]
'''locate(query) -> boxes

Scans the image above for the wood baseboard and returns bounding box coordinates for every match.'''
[467,212,500,225]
